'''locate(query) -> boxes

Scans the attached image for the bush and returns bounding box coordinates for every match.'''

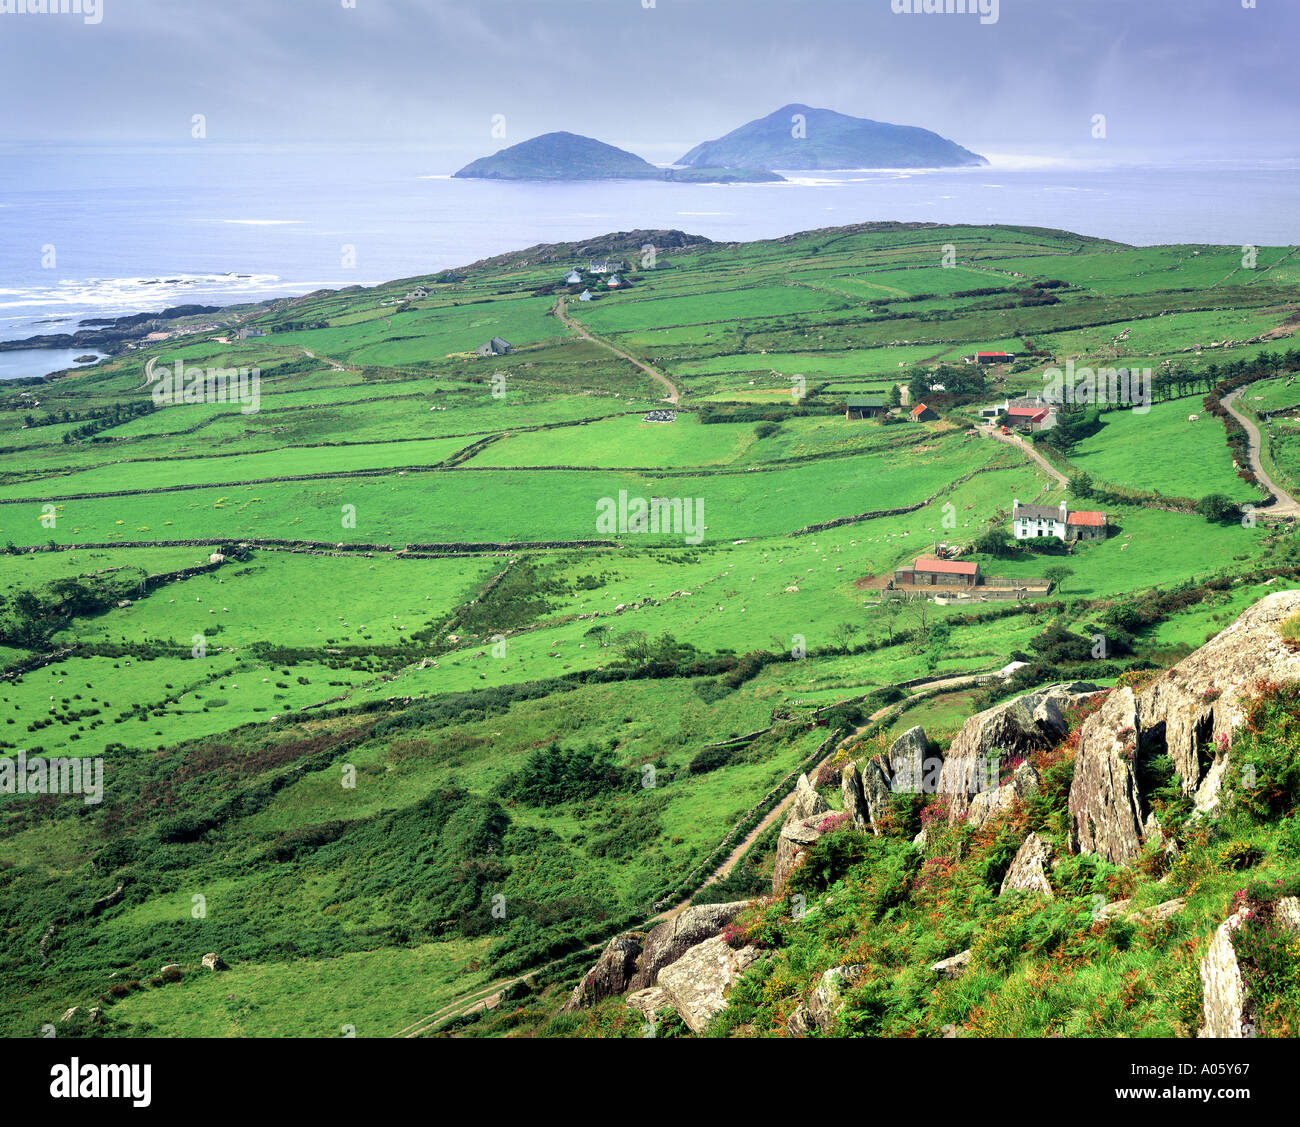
[688,744,734,775]
[1197,493,1238,523]
[496,741,634,806]
[786,826,873,895]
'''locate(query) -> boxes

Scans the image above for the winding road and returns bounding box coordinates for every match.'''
[553,296,679,406]
[979,424,1068,488]
[1222,389,1300,517]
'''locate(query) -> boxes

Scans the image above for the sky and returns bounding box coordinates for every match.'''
[0,0,1297,166]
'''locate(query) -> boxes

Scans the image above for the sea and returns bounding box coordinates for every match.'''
[2,142,1298,379]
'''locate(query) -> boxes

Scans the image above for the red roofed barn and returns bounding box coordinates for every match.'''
[893,556,980,587]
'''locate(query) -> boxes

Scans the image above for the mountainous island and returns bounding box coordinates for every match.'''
[677,103,988,170]
[452,131,784,183]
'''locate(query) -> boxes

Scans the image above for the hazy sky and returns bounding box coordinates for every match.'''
[1,0,1296,165]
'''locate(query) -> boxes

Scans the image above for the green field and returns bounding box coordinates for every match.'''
[4,220,1300,1040]
[1068,399,1262,503]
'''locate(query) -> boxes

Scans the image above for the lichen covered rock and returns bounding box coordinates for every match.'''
[657,935,759,1034]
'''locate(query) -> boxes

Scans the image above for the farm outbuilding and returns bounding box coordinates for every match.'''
[476,337,512,357]
[894,556,980,587]
[845,394,886,420]
[1007,405,1051,432]
[910,403,938,422]
[1066,510,1108,542]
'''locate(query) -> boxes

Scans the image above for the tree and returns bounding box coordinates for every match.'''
[907,598,931,652]
[1068,471,1094,499]
[615,630,650,665]
[974,527,1012,558]
[877,598,903,645]
[887,384,902,408]
[1197,494,1238,523]
[1043,564,1074,595]
[830,621,859,654]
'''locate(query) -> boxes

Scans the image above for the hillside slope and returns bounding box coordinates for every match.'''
[4,221,1300,1040]
[534,592,1300,1039]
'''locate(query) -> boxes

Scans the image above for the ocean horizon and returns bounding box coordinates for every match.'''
[2,143,1298,378]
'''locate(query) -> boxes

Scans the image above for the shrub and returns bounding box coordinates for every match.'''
[1197,493,1238,523]
[496,741,633,806]
[688,744,734,775]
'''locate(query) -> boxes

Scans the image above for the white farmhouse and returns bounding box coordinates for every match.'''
[1012,500,1069,540]
[1011,499,1109,543]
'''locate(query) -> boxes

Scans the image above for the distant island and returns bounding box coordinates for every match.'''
[452,131,784,183]
[676,104,987,170]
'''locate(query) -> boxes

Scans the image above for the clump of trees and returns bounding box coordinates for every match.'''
[496,740,633,806]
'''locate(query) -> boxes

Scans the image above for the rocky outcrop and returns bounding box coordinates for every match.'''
[656,936,760,1034]
[786,963,864,1036]
[999,832,1053,898]
[840,763,870,832]
[628,901,750,992]
[793,772,829,820]
[1068,687,1147,864]
[1277,896,1300,933]
[626,987,671,1020]
[1097,897,1185,925]
[967,761,1040,828]
[840,753,898,838]
[562,933,644,1012]
[931,949,972,978]
[773,773,831,892]
[1137,591,1300,809]
[1071,591,1300,866]
[940,683,1099,825]
[201,952,227,971]
[888,726,936,794]
[861,757,893,832]
[1199,910,1252,1038]
[773,814,834,891]
[1200,896,1300,1037]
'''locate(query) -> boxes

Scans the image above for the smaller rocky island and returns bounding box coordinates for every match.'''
[453,131,783,183]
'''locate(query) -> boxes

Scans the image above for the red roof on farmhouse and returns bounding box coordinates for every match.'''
[912,556,979,575]
[1067,510,1107,527]
[977,351,1012,358]
[910,403,930,418]
[1007,406,1049,420]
